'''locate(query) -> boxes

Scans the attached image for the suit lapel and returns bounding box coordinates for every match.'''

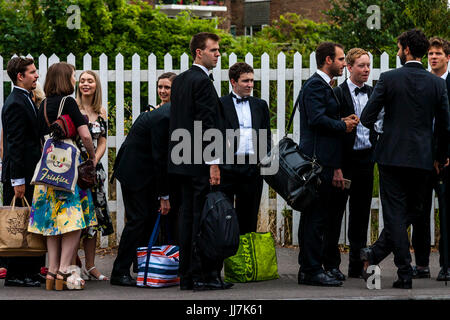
[341,81,355,114]
[224,93,240,129]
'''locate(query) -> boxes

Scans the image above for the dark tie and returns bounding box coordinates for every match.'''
[355,86,368,96]
[209,73,214,81]
[232,94,249,104]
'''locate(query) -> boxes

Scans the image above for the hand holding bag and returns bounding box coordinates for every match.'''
[0,196,46,257]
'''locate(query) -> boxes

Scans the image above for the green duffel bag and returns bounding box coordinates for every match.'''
[224,232,279,283]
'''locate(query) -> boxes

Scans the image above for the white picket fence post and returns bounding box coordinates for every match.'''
[0,51,446,247]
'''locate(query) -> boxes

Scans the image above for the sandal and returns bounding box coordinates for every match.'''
[83,266,109,281]
[56,266,85,290]
[46,272,57,291]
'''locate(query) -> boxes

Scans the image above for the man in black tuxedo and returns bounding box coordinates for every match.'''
[323,48,378,280]
[220,62,271,235]
[110,104,171,286]
[360,29,450,289]
[297,42,359,287]
[168,32,231,291]
[1,57,43,287]
[410,37,450,281]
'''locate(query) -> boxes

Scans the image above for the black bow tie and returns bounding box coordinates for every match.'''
[355,86,368,96]
[209,73,214,81]
[232,94,249,104]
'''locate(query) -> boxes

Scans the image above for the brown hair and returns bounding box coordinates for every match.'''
[7,56,35,85]
[429,37,450,56]
[229,62,254,82]
[76,70,103,115]
[44,62,76,97]
[316,42,344,69]
[397,29,429,59]
[345,48,369,66]
[189,32,220,60]
[157,72,177,83]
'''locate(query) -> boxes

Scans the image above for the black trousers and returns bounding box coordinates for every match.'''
[410,170,434,267]
[323,149,374,271]
[178,175,223,283]
[112,185,159,276]
[221,169,263,235]
[298,167,334,275]
[2,181,45,279]
[370,165,430,281]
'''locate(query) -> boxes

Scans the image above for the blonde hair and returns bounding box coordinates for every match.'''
[345,48,369,66]
[76,70,103,115]
[33,81,45,108]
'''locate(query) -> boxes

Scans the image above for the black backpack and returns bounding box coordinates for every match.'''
[196,191,240,261]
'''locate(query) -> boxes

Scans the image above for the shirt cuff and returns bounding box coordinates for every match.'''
[205,158,221,165]
[158,195,169,200]
[11,178,25,187]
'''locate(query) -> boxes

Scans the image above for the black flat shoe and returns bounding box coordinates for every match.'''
[436,268,450,281]
[298,271,343,287]
[4,277,26,287]
[412,266,431,279]
[110,274,136,287]
[393,278,412,289]
[193,277,233,291]
[23,276,41,287]
[325,268,346,281]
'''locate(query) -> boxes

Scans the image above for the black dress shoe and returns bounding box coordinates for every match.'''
[23,276,41,287]
[110,274,136,287]
[180,277,193,290]
[360,248,374,264]
[298,271,343,287]
[193,277,233,291]
[412,266,431,279]
[325,268,346,281]
[436,268,450,281]
[4,277,26,287]
[393,278,412,289]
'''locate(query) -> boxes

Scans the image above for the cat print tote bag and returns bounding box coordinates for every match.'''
[31,97,80,193]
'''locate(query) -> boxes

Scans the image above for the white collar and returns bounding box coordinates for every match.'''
[405,60,422,65]
[193,63,210,76]
[14,85,30,94]
[347,78,364,92]
[316,70,332,86]
[441,72,448,80]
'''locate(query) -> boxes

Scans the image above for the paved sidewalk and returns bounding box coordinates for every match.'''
[0,248,449,300]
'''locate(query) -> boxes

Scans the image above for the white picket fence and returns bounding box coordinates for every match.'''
[0,51,446,247]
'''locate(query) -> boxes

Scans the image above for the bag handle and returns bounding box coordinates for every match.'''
[10,196,31,211]
[143,212,162,286]
[44,96,68,129]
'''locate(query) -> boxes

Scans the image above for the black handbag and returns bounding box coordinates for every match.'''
[259,96,322,212]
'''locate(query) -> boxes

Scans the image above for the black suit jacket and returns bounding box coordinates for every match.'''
[220,93,271,176]
[333,81,377,161]
[112,103,170,194]
[298,73,347,168]
[1,87,41,184]
[168,65,225,177]
[360,63,450,170]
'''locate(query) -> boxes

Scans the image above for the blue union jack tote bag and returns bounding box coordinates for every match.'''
[136,213,180,288]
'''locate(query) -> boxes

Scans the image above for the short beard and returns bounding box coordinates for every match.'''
[399,52,407,65]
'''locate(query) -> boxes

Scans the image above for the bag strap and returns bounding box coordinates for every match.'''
[143,212,162,286]
[10,196,31,210]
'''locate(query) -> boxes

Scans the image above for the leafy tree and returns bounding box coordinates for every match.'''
[326,0,449,62]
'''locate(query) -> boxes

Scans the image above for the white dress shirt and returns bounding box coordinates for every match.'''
[347,79,372,150]
[316,69,333,86]
[231,91,254,155]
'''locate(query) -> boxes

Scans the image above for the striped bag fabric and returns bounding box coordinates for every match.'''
[136,214,180,288]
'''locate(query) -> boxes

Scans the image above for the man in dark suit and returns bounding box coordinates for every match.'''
[410,37,450,281]
[168,32,231,291]
[323,48,377,280]
[360,29,450,289]
[220,62,271,235]
[297,42,359,287]
[1,57,43,287]
[110,104,171,286]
